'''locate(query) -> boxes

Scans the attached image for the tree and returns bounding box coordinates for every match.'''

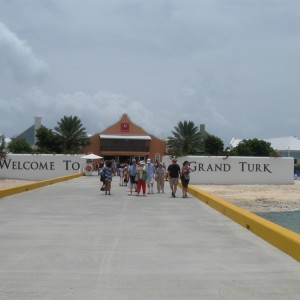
[35,126,62,153]
[54,115,90,153]
[7,137,32,153]
[167,121,201,157]
[204,134,224,155]
[0,138,6,160]
[231,138,277,157]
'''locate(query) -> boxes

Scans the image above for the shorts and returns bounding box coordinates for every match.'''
[130,175,136,184]
[169,177,179,186]
[181,178,189,188]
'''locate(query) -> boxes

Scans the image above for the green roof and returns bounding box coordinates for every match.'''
[17,125,35,146]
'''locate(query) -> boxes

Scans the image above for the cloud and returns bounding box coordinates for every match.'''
[1,1,300,146]
[0,88,162,138]
[0,22,48,89]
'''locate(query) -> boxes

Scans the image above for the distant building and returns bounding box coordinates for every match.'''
[82,114,166,163]
[230,136,300,163]
[197,124,210,154]
[16,117,42,148]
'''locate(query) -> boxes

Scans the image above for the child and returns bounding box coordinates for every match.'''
[123,166,129,186]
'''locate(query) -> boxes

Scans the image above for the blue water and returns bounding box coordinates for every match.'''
[256,210,300,234]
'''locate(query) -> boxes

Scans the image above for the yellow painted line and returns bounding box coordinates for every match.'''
[179,182,300,262]
[0,173,84,199]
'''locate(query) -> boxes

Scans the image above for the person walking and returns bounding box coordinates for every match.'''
[128,159,138,195]
[155,162,166,193]
[104,160,112,195]
[181,160,193,198]
[145,158,155,194]
[118,164,124,186]
[167,158,180,197]
[123,166,129,186]
[111,159,116,176]
[162,162,168,181]
[99,163,106,191]
[136,161,147,196]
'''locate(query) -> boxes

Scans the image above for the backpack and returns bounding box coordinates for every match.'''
[100,169,106,182]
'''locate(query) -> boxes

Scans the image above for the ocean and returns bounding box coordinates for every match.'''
[256,210,300,234]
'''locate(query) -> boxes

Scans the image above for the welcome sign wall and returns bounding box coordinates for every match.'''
[163,156,294,185]
[0,154,84,180]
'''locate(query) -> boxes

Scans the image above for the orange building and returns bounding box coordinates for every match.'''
[82,114,166,164]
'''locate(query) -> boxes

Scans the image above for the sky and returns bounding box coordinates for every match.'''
[1,0,300,147]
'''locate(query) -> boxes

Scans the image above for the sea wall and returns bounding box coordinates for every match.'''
[0,154,85,180]
[163,156,294,184]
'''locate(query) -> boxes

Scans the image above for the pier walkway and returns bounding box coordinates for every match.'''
[1,175,300,299]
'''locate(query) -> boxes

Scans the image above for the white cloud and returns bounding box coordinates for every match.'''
[0,22,48,87]
[0,88,164,139]
[1,1,300,146]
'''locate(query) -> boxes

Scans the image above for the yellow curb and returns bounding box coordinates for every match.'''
[179,182,300,262]
[0,173,84,199]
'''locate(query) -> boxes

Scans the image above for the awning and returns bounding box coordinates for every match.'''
[81,153,103,159]
[100,134,151,140]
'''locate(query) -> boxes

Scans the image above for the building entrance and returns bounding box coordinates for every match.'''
[102,155,146,164]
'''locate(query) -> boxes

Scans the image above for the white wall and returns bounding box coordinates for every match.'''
[2,154,294,184]
[0,154,87,180]
[163,156,294,185]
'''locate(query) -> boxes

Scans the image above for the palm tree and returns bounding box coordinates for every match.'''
[167,121,201,157]
[54,116,90,153]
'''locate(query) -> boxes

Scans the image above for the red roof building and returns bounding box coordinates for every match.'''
[82,114,166,163]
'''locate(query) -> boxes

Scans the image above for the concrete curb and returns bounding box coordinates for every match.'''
[0,173,83,199]
[180,182,300,262]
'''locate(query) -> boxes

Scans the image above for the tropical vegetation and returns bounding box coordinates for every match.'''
[167,120,226,157]
[204,134,224,155]
[230,138,277,157]
[7,137,32,154]
[35,126,62,153]
[167,121,202,156]
[0,138,7,159]
[53,115,90,153]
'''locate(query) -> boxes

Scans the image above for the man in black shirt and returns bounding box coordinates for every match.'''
[167,158,181,197]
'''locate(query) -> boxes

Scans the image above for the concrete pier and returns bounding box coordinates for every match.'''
[1,175,300,299]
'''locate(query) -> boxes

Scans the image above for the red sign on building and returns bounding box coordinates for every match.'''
[121,123,130,132]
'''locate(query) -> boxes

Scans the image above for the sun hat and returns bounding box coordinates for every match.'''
[139,160,145,165]
[147,158,151,163]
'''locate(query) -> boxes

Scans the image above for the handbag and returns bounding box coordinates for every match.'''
[135,174,139,182]
[141,171,147,180]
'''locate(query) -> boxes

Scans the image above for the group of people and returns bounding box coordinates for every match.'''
[99,157,193,198]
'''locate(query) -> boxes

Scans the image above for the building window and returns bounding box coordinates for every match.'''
[100,139,150,152]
